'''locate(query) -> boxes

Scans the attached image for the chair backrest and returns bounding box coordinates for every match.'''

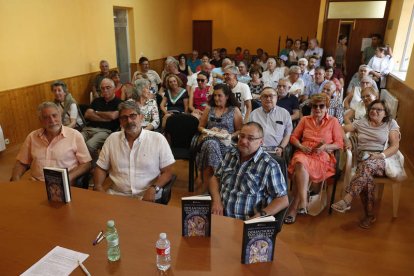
[164,114,199,148]
[155,174,177,205]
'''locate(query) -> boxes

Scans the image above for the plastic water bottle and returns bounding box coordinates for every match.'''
[156,233,171,271]
[106,220,121,261]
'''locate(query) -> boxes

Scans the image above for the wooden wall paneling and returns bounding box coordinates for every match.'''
[386,76,414,170]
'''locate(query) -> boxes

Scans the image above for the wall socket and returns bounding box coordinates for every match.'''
[4,138,10,145]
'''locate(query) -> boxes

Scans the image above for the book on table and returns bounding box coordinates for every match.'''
[181,195,211,237]
[241,215,277,264]
[43,167,71,203]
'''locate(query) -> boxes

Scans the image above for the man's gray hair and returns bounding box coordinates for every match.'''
[289,65,301,74]
[298,58,308,65]
[134,78,151,97]
[37,101,59,118]
[325,80,336,91]
[118,100,141,115]
[224,65,239,75]
[101,78,115,88]
[359,64,371,72]
[166,56,178,66]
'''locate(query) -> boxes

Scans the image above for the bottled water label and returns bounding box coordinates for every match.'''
[107,236,119,247]
[156,246,170,256]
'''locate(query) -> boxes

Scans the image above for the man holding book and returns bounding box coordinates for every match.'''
[93,101,175,202]
[10,102,92,184]
[209,122,289,220]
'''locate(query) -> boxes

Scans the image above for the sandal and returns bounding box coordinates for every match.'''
[284,215,296,224]
[331,199,351,213]
[297,208,307,215]
[359,216,377,229]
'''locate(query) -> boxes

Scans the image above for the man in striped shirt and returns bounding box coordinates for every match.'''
[209,122,289,220]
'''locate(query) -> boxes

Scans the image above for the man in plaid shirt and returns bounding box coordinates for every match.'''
[209,122,289,220]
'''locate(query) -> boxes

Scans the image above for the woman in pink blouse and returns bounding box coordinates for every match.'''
[285,93,344,224]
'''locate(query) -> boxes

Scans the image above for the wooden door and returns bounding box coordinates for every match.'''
[193,20,212,55]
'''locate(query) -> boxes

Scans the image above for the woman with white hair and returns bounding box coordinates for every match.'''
[286,66,305,97]
[133,78,160,130]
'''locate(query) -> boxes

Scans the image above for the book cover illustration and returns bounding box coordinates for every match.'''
[241,216,277,264]
[182,195,211,237]
[43,167,71,203]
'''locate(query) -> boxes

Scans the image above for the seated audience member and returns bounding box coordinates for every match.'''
[343,87,378,124]
[276,79,300,121]
[160,74,189,128]
[300,41,308,52]
[163,57,188,88]
[132,56,162,94]
[188,71,211,119]
[249,87,293,178]
[335,34,348,74]
[259,52,269,71]
[82,78,122,161]
[325,55,344,87]
[133,79,160,130]
[51,80,84,129]
[276,55,289,77]
[298,58,313,91]
[344,76,375,110]
[248,68,264,109]
[303,67,328,102]
[219,48,228,60]
[178,53,193,77]
[284,94,343,224]
[347,65,378,95]
[262,58,283,89]
[237,61,251,84]
[196,53,215,72]
[209,122,289,220]
[250,56,263,73]
[110,70,129,100]
[332,100,400,229]
[188,62,214,91]
[368,46,394,88]
[210,49,222,68]
[93,101,175,201]
[92,60,110,99]
[324,66,342,93]
[187,50,202,73]
[289,39,305,66]
[197,84,243,188]
[212,58,232,85]
[306,56,318,79]
[224,65,253,123]
[361,33,382,65]
[321,81,344,124]
[242,49,251,68]
[280,38,293,57]
[286,66,305,97]
[11,102,91,183]
[234,46,243,64]
[255,48,264,59]
[305,38,324,67]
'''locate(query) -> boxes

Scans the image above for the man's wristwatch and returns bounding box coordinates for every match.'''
[260,210,267,216]
[150,184,161,193]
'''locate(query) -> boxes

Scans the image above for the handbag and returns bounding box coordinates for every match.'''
[307,180,327,216]
[384,150,407,181]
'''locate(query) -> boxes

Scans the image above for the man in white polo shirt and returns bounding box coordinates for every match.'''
[224,65,252,123]
[93,101,175,202]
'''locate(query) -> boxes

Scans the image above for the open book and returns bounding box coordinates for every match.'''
[181,195,212,237]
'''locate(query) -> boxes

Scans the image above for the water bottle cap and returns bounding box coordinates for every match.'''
[159,233,167,239]
[107,220,115,227]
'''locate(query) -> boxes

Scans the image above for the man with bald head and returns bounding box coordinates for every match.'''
[261,58,284,89]
[92,60,110,99]
[82,78,122,162]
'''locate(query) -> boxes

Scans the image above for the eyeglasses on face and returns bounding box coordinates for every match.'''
[238,133,263,142]
[312,104,326,109]
[197,78,206,83]
[119,113,138,121]
[261,94,277,99]
[370,107,384,112]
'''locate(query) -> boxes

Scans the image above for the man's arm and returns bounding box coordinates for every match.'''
[243,100,252,123]
[291,109,300,121]
[142,164,173,202]
[10,161,30,181]
[256,195,289,217]
[68,162,91,186]
[209,175,224,215]
[93,166,107,192]
[85,109,118,121]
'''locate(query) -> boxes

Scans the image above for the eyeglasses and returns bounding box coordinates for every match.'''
[209,117,222,123]
[370,107,384,112]
[119,113,138,122]
[312,104,326,109]
[261,94,277,99]
[238,134,263,142]
[197,79,206,83]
